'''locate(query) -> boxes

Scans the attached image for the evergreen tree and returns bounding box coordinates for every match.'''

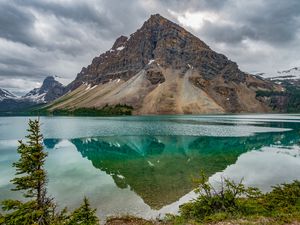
[1,119,53,225]
[68,197,99,225]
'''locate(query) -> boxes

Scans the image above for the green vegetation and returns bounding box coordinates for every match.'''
[256,90,285,97]
[256,84,300,112]
[1,119,54,225]
[0,119,98,225]
[0,104,133,116]
[67,197,99,225]
[31,104,133,116]
[165,172,300,224]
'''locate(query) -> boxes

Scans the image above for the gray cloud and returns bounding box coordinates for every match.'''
[0,2,35,46]
[0,0,299,95]
[200,22,256,44]
[158,0,228,12]
[178,0,300,46]
[16,0,112,26]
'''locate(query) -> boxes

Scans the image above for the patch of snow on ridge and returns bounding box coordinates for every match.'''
[259,66,300,80]
[0,88,18,100]
[187,64,194,69]
[116,46,125,51]
[148,59,155,65]
[85,84,91,90]
[90,85,98,90]
[23,92,46,103]
[85,84,97,91]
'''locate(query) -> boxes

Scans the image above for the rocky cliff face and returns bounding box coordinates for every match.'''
[50,14,280,114]
[68,14,228,88]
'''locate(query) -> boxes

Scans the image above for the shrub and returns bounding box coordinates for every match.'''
[263,180,300,213]
[180,172,261,221]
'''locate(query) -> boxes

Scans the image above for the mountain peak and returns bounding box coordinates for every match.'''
[50,14,279,115]
[142,13,182,31]
[23,76,65,103]
[67,14,218,89]
[148,13,168,22]
[112,35,128,50]
[40,76,62,92]
[44,75,55,82]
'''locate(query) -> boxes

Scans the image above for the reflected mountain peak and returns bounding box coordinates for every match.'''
[41,130,299,209]
[40,117,300,210]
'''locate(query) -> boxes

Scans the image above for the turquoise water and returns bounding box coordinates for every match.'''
[0,115,300,219]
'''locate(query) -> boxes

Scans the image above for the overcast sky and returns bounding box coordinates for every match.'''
[1,0,300,95]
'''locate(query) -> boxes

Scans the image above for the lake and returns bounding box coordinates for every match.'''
[1,115,300,220]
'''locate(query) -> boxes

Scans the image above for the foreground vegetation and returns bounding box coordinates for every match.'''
[0,120,99,225]
[1,120,300,224]
[164,173,300,224]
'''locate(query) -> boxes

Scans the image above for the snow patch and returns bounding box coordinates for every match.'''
[116,46,125,51]
[0,88,18,101]
[148,59,155,65]
[85,84,91,90]
[23,92,46,103]
[187,64,194,69]
[260,66,300,80]
[90,85,98,90]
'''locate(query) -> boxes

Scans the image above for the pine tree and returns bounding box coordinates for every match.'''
[1,119,53,225]
[68,197,99,225]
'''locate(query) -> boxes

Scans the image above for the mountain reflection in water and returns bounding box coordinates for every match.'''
[44,126,300,209]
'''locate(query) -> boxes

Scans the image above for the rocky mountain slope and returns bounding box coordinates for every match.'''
[0,76,65,113]
[47,14,280,114]
[0,88,17,101]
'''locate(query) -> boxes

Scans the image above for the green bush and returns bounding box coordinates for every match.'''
[263,181,300,213]
[180,172,261,221]
[178,172,300,223]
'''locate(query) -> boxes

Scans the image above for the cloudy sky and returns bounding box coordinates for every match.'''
[1,0,300,95]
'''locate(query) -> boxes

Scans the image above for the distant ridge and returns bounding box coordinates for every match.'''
[0,76,65,113]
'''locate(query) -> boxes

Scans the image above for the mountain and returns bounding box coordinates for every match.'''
[23,76,66,103]
[254,67,300,113]
[0,88,17,101]
[0,76,65,114]
[259,67,300,81]
[47,14,280,114]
